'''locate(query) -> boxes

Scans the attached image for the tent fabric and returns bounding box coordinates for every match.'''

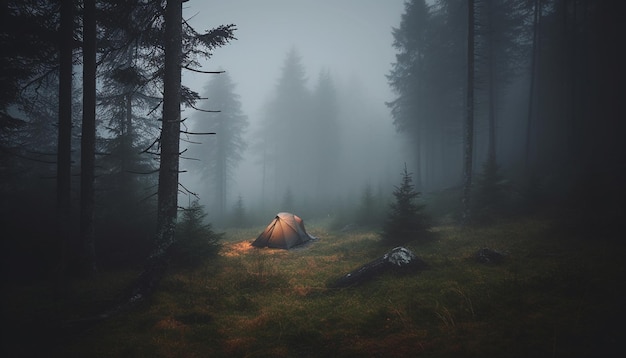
[251,212,316,249]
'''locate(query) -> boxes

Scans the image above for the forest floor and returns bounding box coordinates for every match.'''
[3,212,626,357]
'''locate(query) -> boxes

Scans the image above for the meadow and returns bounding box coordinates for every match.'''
[3,213,624,357]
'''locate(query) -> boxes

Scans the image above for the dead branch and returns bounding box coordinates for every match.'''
[182,66,225,74]
[188,102,220,113]
[180,130,216,135]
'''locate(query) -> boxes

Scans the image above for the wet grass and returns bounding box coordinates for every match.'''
[3,213,625,357]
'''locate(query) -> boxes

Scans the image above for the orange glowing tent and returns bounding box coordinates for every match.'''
[251,212,316,249]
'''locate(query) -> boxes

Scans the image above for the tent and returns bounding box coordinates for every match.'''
[251,212,316,249]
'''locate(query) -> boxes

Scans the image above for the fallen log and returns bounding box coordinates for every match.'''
[329,246,427,289]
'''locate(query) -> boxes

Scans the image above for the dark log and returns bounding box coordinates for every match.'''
[329,247,427,289]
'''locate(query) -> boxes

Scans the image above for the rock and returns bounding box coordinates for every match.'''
[329,246,427,289]
[385,246,418,267]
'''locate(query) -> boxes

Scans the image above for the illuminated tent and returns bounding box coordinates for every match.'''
[251,212,316,249]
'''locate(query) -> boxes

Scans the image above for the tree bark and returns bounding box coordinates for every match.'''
[486,0,497,166]
[155,0,182,253]
[462,0,475,225]
[80,0,97,274]
[57,0,73,275]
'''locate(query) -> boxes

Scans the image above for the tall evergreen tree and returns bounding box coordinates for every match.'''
[79,0,97,273]
[125,0,235,306]
[472,0,526,218]
[257,48,310,206]
[387,0,430,189]
[188,72,248,223]
[57,0,75,274]
[462,0,476,225]
[388,0,468,191]
[311,69,340,202]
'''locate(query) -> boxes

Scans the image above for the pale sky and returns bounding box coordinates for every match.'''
[182,0,406,120]
[179,1,408,211]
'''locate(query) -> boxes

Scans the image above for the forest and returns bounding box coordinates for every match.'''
[1,0,625,357]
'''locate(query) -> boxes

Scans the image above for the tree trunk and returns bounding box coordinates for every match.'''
[462,0,475,225]
[486,0,497,165]
[80,0,97,274]
[126,0,183,305]
[156,0,183,248]
[57,0,73,275]
[525,0,541,175]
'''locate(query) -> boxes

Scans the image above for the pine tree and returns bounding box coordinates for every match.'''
[170,200,222,268]
[257,48,310,204]
[381,164,430,244]
[187,72,248,222]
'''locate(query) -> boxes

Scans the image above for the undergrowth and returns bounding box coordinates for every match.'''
[2,214,625,357]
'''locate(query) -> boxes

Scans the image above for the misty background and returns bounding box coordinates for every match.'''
[179,0,408,223]
[2,0,624,276]
[2,1,626,355]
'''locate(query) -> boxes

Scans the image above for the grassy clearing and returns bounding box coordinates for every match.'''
[3,214,625,357]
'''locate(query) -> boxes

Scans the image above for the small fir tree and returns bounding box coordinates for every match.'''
[381,164,430,244]
[170,200,222,268]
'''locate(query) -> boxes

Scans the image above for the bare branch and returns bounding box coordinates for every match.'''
[141,137,160,154]
[178,182,199,199]
[180,130,216,135]
[182,66,225,74]
[180,155,200,161]
[180,137,202,145]
[147,99,163,116]
[188,102,220,113]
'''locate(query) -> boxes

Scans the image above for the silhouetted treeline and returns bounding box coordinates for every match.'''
[388,0,625,228]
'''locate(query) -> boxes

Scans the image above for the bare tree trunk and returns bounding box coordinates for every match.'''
[124,0,183,306]
[486,0,497,165]
[80,0,97,274]
[525,0,541,175]
[462,0,475,225]
[57,0,73,275]
[154,0,182,256]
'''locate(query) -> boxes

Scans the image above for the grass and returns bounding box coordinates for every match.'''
[2,213,625,357]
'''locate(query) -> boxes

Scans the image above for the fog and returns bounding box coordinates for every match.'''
[3,2,626,354]
[4,0,624,273]
[179,1,408,223]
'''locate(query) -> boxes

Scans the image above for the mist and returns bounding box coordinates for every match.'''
[2,0,625,356]
[179,0,408,224]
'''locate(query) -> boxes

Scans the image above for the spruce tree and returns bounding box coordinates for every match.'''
[170,200,222,268]
[381,164,430,244]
